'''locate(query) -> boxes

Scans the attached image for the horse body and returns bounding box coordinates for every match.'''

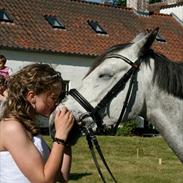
[50,28,183,162]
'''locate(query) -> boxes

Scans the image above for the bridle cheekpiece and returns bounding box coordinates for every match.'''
[68,54,142,183]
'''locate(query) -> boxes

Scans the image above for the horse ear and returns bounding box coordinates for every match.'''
[131,32,146,43]
[141,27,159,53]
[132,27,159,58]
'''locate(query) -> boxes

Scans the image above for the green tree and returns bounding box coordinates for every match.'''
[112,0,126,6]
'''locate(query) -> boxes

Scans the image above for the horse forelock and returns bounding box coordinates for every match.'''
[143,51,183,99]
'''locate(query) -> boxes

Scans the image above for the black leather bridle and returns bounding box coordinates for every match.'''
[69,54,141,134]
[68,54,142,183]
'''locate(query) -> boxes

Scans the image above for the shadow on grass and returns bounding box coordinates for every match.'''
[70,172,92,180]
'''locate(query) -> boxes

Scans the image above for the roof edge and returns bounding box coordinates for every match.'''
[0,45,98,57]
[70,0,132,10]
[171,12,183,27]
[161,2,183,10]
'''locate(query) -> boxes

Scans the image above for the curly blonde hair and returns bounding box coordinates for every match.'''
[1,63,63,135]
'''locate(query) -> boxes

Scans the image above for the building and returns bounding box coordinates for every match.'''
[0,0,182,129]
[160,1,183,22]
[0,1,182,87]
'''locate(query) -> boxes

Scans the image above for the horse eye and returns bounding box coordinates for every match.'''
[99,73,113,80]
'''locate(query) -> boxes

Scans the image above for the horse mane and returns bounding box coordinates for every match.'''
[145,51,183,99]
[85,43,183,99]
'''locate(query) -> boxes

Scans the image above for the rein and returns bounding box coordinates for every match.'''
[68,54,142,183]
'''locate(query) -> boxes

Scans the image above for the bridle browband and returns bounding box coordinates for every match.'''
[68,54,142,183]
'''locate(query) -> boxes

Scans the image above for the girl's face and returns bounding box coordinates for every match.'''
[34,86,62,117]
[0,61,5,69]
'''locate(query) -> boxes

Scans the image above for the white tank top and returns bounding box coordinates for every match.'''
[0,135,50,183]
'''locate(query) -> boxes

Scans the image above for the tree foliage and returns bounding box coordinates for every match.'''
[112,0,126,6]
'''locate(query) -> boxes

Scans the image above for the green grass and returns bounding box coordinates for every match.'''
[44,136,183,183]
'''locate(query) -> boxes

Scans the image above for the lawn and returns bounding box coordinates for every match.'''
[44,136,183,183]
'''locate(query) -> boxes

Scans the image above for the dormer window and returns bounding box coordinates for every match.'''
[45,15,65,29]
[0,9,13,23]
[87,20,107,34]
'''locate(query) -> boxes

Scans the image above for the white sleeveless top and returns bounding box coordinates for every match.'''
[0,135,50,183]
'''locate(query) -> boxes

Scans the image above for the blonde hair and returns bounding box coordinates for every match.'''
[1,64,63,135]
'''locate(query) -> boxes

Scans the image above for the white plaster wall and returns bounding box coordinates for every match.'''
[0,49,95,89]
[0,49,96,128]
[160,6,183,21]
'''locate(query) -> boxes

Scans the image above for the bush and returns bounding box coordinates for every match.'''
[116,120,138,136]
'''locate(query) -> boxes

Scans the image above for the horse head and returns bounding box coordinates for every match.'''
[49,28,159,144]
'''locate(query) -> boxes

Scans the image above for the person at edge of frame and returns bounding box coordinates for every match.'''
[0,63,75,183]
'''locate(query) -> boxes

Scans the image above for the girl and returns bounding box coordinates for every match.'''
[0,55,12,78]
[0,63,74,183]
[0,75,7,102]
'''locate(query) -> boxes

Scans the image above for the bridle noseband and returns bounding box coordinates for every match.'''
[68,54,142,183]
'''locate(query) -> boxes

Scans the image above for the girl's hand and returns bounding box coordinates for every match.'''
[54,106,74,140]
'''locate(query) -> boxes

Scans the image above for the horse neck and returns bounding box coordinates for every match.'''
[143,63,183,162]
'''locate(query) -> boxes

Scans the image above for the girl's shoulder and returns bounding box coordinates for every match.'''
[0,119,31,150]
[1,118,28,139]
[1,118,23,129]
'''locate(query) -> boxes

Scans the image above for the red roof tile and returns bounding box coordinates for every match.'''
[161,1,183,9]
[0,0,182,62]
[148,1,183,13]
[148,2,167,13]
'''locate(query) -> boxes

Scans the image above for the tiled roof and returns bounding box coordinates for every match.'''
[161,1,183,9]
[0,0,183,62]
[148,1,183,12]
[148,2,167,13]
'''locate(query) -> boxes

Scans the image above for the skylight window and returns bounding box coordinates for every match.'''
[45,15,65,29]
[146,28,166,43]
[87,20,107,34]
[156,32,166,42]
[0,9,13,23]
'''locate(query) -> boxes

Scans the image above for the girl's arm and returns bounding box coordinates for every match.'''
[61,146,72,182]
[56,146,72,183]
[2,108,74,183]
